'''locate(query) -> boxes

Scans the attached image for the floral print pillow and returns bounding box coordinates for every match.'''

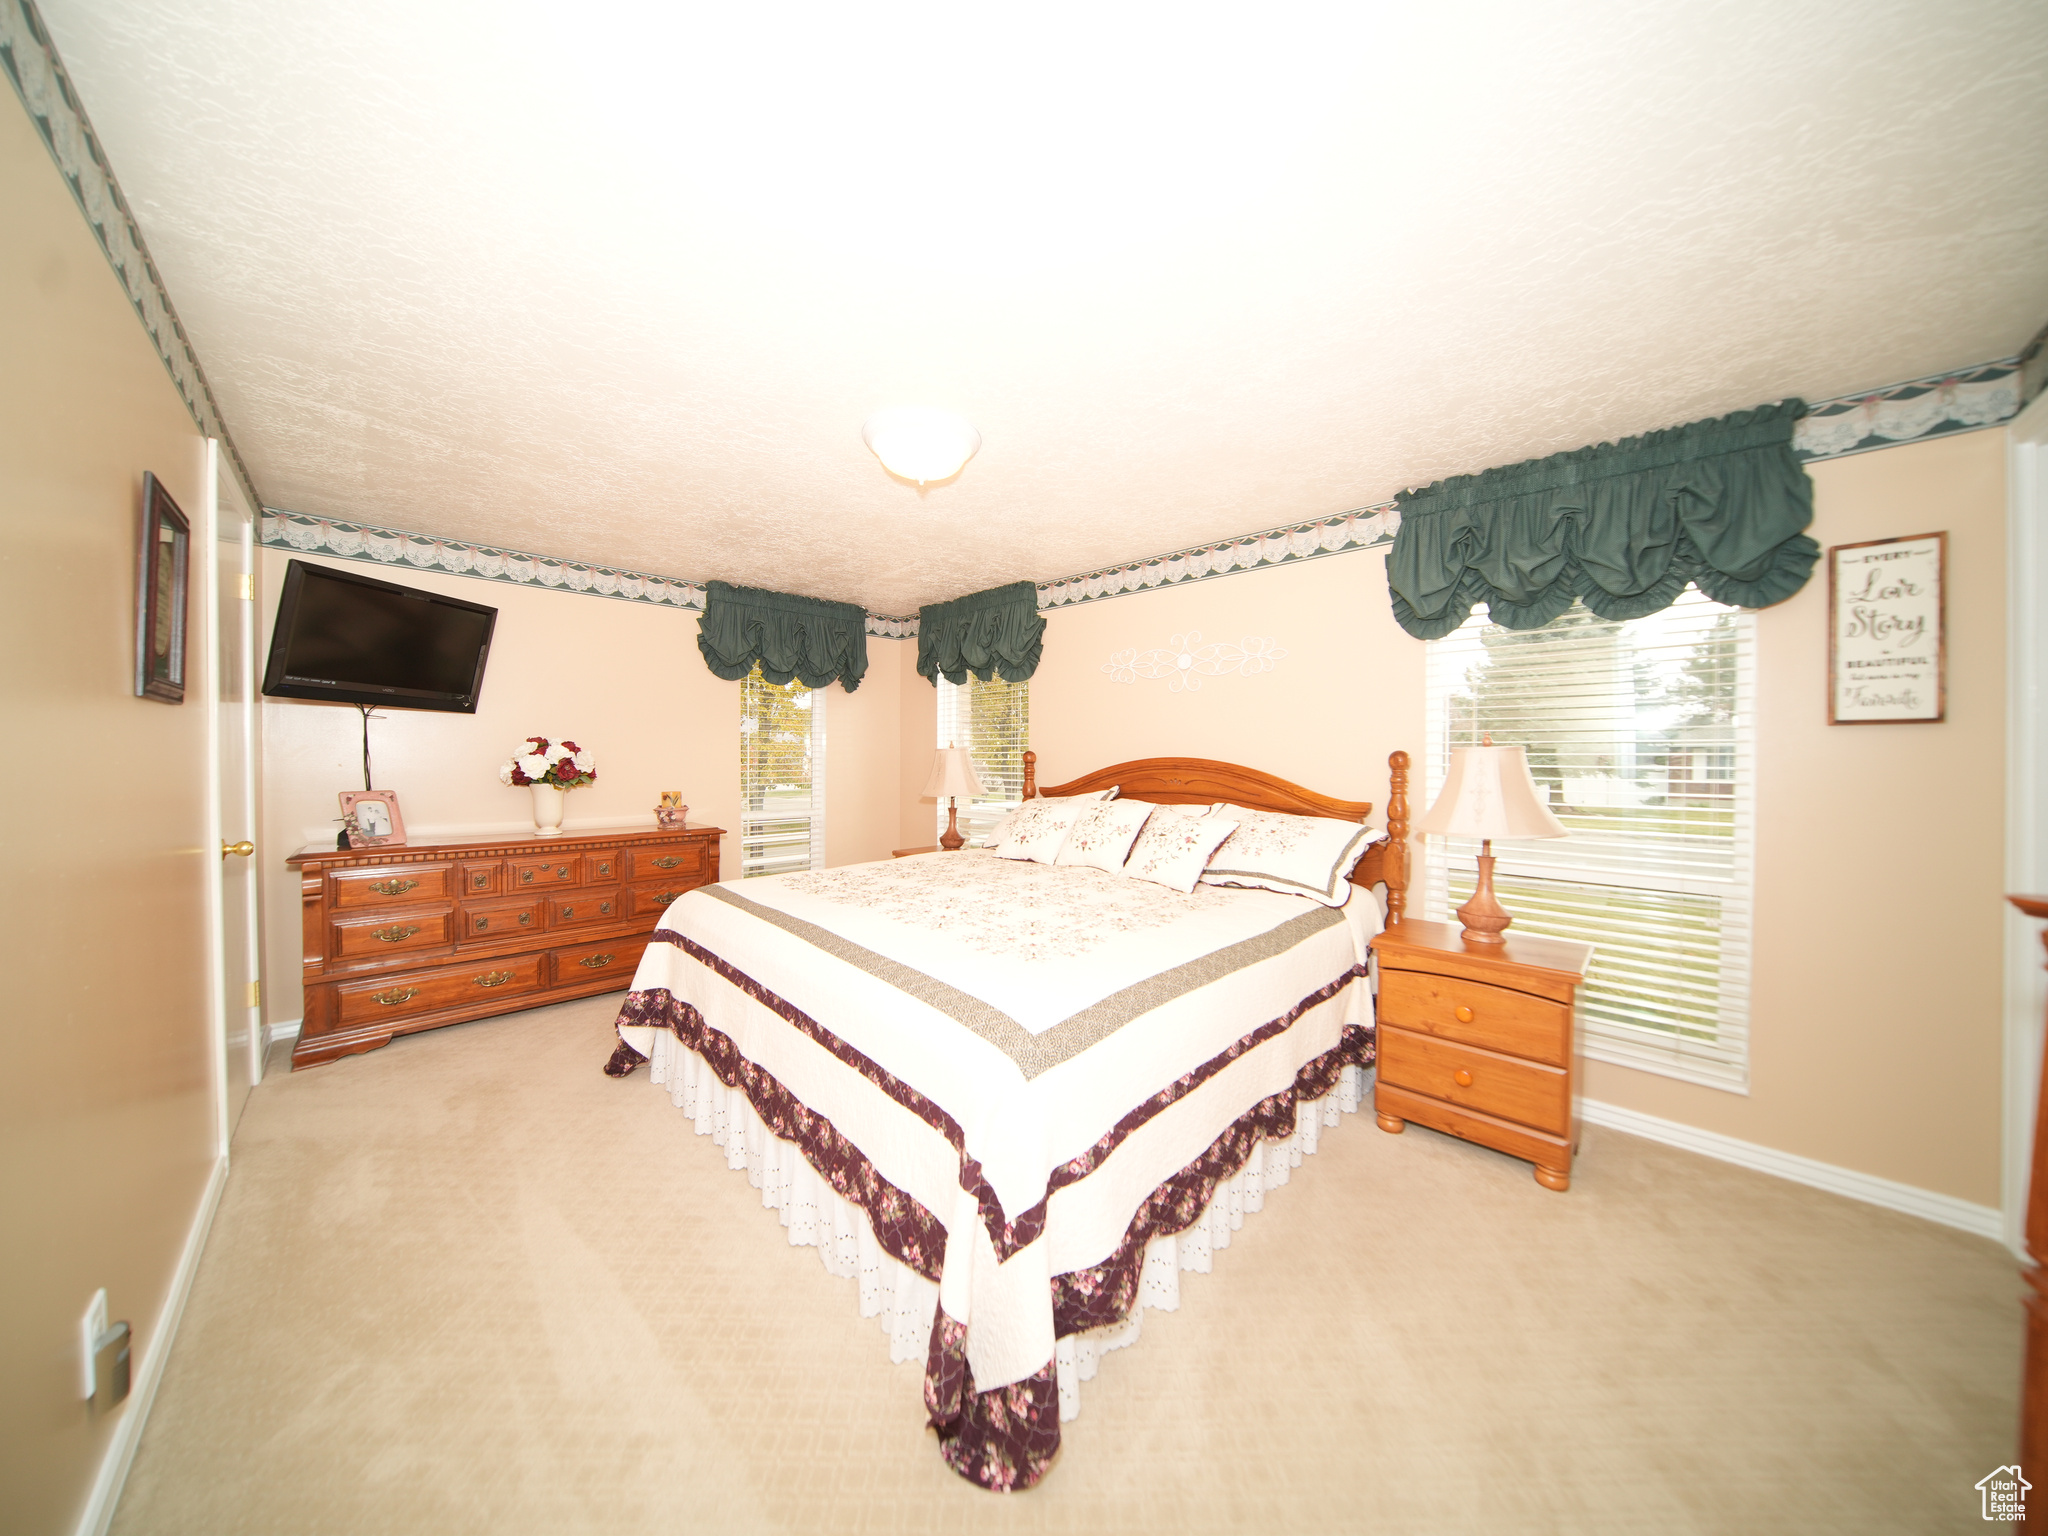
[1123,812,1242,893]
[1199,806,1377,906]
[1053,798,1156,872]
[994,796,1094,863]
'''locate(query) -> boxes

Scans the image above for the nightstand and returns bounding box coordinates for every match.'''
[891,845,941,858]
[1370,918,1594,1190]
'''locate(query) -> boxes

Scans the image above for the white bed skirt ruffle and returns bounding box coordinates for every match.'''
[646,1030,1366,1424]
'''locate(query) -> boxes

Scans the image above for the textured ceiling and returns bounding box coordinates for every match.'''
[36,1,2048,614]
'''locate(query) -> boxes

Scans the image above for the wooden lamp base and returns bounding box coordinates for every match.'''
[1455,841,1512,946]
[939,798,965,852]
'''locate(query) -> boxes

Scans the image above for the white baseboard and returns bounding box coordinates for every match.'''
[263,1017,301,1049]
[75,1151,230,1536]
[1581,1098,2004,1242]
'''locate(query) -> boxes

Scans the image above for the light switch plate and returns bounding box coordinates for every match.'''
[80,1289,107,1399]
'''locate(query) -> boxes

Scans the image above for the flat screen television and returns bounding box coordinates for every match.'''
[262,559,498,712]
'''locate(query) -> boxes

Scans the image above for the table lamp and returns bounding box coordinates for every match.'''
[1413,742,1567,945]
[922,744,985,851]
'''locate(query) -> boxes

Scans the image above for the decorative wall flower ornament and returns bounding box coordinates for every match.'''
[1101,632,1289,692]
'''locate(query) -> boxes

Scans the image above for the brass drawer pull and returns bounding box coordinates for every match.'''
[579,953,615,969]
[555,866,571,879]
[367,878,418,896]
[652,890,681,905]
[474,917,489,932]
[372,924,421,943]
[472,874,489,889]
[371,987,418,1007]
[595,861,612,876]
[599,900,613,915]
[474,971,516,988]
[1453,1069,1473,1087]
[1454,1005,1474,1023]
[561,905,575,918]
[518,912,532,925]
[650,855,684,869]
[521,870,535,883]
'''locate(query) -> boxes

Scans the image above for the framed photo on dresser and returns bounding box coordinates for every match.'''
[339,790,407,847]
[1828,531,1945,725]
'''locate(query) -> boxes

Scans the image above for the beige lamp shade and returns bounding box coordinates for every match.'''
[922,745,984,802]
[1413,744,1567,841]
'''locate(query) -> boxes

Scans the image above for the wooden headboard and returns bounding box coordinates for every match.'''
[1024,749,1411,924]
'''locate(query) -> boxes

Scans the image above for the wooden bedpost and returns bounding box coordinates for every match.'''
[1021,749,1037,801]
[1384,750,1410,927]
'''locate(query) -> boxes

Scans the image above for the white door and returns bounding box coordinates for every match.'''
[209,441,264,1131]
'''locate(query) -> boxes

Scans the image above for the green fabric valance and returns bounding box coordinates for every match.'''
[697,580,869,692]
[1387,400,1819,640]
[917,580,1046,686]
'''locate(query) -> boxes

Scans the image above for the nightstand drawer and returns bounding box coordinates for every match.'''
[1378,1026,1568,1136]
[1377,968,1569,1067]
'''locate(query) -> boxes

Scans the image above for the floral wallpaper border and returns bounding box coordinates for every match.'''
[1790,358,2021,461]
[0,0,263,514]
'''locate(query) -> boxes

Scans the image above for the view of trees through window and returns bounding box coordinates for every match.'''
[936,674,1029,845]
[740,663,824,877]
[1426,590,1754,1086]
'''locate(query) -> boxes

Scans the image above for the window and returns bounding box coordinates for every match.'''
[1423,590,1755,1090]
[740,663,825,877]
[936,674,1029,846]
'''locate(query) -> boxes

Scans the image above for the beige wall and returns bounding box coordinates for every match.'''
[0,103,219,1535]
[1025,549,1425,838]
[897,640,939,848]
[1584,429,2009,1207]
[1019,431,2008,1207]
[259,553,908,1025]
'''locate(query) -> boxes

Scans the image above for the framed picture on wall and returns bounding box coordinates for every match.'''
[134,473,191,703]
[339,790,407,847]
[1828,531,1945,724]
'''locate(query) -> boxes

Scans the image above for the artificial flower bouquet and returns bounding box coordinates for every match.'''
[498,736,596,789]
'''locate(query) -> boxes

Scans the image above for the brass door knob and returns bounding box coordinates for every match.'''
[1454,1005,1474,1023]
[1453,1069,1473,1087]
[221,840,255,859]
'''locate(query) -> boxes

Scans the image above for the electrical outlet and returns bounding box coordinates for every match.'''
[80,1289,131,1409]
[80,1290,106,1399]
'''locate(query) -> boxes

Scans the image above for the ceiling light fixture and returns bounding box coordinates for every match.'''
[862,407,981,485]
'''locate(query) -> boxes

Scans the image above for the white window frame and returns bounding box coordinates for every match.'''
[1422,592,1756,1092]
[936,673,1029,846]
[740,664,826,877]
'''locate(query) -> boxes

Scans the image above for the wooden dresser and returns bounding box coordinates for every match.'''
[1370,918,1594,1190]
[286,823,723,1069]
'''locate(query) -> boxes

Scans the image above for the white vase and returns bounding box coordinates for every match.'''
[530,783,567,836]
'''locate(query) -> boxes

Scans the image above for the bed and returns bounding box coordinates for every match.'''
[604,751,1410,1490]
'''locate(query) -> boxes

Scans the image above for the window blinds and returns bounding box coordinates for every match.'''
[740,663,826,877]
[936,674,1030,846]
[1423,590,1755,1089]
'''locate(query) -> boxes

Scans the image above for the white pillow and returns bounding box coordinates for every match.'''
[1200,806,1375,906]
[1123,813,1241,894]
[1054,799,1156,872]
[995,796,1093,863]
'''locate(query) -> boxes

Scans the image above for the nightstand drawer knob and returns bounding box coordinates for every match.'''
[1455,1005,1475,1023]
[1453,1068,1473,1087]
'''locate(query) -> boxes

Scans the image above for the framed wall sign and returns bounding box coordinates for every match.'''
[134,473,191,703]
[1828,531,1945,724]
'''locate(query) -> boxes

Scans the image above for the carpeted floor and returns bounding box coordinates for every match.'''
[108,994,2020,1535]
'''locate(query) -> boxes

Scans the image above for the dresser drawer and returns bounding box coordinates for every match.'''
[625,844,706,882]
[334,953,547,1027]
[549,892,622,929]
[460,861,504,897]
[1378,1026,1568,1136]
[330,909,456,961]
[1376,967,1569,1068]
[331,863,455,909]
[551,937,647,984]
[510,856,581,890]
[459,898,545,939]
[580,851,623,884]
[627,880,700,920]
